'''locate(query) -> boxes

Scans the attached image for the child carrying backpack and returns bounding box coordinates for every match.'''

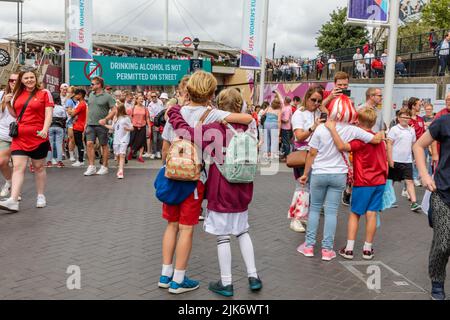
[167,88,262,297]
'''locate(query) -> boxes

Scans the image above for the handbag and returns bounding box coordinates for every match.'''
[286,150,308,168]
[288,186,309,223]
[9,91,36,138]
[154,166,197,205]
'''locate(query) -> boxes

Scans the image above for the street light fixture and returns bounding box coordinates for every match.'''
[193,38,200,59]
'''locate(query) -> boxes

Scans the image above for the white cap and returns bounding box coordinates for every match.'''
[160,93,169,100]
[60,83,69,89]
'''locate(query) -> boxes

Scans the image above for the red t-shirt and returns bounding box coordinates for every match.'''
[72,101,87,132]
[349,136,388,187]
[12,89,54,152]
[372,59,383,70]
[409,115,426,140]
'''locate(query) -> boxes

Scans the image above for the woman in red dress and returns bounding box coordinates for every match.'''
[0,68,54,213]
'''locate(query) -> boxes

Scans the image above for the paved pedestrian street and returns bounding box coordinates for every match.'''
[0,167,446,300]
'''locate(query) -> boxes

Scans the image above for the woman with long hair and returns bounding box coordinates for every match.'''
[128,94,150,163]
[0,68,54,213]
[262,97,282,160]
[0,72,18,198]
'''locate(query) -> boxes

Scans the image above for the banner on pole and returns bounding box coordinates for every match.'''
[69,0,93,61]
[240,0,264,70]
[347,0,390,25]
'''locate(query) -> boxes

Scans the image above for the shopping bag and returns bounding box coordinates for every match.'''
[421,190,432,216]
[288,187,309,222]
[381,180,396,211]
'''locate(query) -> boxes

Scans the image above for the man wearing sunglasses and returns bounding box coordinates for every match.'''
[146,92,164,159]
[84,77,116,176]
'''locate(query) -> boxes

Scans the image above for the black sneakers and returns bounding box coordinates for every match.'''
[208,280,234,297]
[431,282,446,300]
[248,277,263,291]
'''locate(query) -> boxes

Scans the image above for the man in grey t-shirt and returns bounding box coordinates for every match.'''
[357,87,386,133]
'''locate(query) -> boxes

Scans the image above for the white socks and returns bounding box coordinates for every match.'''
[217,236,233,286]
[161,264,173,277]
[345,240,355,252]
[238,232,258,278]
[216,233,259,285]
[364,242,373,252]
[173,269,186,284]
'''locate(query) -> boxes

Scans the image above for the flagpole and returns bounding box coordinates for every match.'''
[65,0,70,84]
[258,0,269,106]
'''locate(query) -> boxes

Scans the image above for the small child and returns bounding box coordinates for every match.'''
[105,102,133,179]
[325,107,388,260]
[167,88,262,298]
[387,108,420,212]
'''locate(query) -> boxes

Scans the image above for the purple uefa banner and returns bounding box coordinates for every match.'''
[347,0,389,24]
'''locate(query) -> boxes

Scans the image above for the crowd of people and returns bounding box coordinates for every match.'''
[0,67,449,300]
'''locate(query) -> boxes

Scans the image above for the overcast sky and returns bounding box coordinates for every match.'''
[0,0,347,58]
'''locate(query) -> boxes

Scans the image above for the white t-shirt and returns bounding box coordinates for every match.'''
[364,53,375,64]
[387,124,416,163]
[309,122,374,174]
[147,100,164,119]
[291,109,320,147]
[353,53,363,64]
[0,106,15,142]
[113,116,133,145]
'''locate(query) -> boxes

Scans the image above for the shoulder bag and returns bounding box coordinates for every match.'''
[9,91,36,138]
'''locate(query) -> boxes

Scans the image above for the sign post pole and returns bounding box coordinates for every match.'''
[383,0,400,128]
[258,0,269,106]
[64,0,70,84]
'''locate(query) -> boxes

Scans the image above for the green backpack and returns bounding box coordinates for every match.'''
[215,123,258,184]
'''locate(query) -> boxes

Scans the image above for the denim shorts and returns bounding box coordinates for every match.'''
[351,185,386,215]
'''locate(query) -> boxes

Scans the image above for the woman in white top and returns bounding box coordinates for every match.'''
[289,87,325,232]
[298,110,382,261]
[0,72,18,197]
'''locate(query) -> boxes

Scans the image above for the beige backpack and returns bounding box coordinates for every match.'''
[165,108,212,181]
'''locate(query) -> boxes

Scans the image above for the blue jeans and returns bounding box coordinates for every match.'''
[263,122,279,155]
[47,127,64,162]
[306,173,347,250]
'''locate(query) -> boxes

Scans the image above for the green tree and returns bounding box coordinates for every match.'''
[422,0,450,30]
[316,7,368,54]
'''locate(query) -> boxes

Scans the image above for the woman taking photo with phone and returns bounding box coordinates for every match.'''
[0,68,53,213]
[289,87,324,232]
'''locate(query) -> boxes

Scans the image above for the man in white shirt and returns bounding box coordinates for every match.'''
[437,32,450,76]
[352,48,363,77]
[364,49,375,77]
[146,92,165,159]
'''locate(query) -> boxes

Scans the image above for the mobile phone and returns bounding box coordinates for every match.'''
[341,89,351,97]
[320,113,328,121]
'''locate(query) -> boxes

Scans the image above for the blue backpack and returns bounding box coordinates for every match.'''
[154,166,197,205]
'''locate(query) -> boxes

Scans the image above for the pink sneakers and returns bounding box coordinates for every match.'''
[321,249,337,261]
[297,242,314,257]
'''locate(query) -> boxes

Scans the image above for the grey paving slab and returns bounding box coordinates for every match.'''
[0,167,447,300]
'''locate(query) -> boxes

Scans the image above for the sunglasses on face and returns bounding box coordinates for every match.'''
[310,98,322,104]
[151,96,157,98]
[8,79,17,83]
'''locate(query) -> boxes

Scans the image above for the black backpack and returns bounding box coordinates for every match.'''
[153,109,167,127]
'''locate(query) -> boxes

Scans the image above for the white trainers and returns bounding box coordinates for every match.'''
[96,166,109,175]
[290,219,306,233]
[84,165,97,176]
[142,153,151,158]
[0,181,11,198]
[150,154,156,160]
[0,197,19,213]
[401,189,410,199]
[72,161,84,167]
[156,152,162,159]
[36,195,46,208]
[70,156,76,162]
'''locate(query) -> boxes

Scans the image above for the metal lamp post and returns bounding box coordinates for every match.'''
[193,38,200,59]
